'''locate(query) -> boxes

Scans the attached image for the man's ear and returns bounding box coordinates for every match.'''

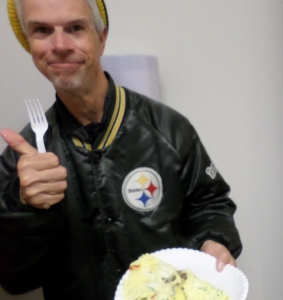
[99,27,108,55]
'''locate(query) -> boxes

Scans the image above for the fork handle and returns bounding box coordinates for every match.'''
[36,138,46,153]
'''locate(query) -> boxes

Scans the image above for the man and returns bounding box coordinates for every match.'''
[0,0,242,299]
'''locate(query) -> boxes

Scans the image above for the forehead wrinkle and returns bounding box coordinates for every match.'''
[27,18,89,27]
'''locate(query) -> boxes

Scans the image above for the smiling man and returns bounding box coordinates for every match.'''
[23,0,109,124]
[0,1,242,299]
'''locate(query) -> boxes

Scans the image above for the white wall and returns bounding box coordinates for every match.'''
[1,0,282,299]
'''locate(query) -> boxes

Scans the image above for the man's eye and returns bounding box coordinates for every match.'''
[34,27,50,34]
[71,25,84,32]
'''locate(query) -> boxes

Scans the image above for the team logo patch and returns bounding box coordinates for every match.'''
[122,167,163,211]
[206,162,217,179]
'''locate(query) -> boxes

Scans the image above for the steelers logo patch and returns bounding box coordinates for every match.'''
[122,167,163,211]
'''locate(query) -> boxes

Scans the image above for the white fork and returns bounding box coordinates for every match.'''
[25,99,48,153]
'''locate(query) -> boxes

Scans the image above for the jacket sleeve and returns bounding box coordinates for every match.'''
[137,96,242,258]
[179,128,242,258]
[0,142,64,294]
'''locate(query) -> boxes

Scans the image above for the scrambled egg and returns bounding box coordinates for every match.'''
[180,270,230,300]
[123,254,230,300]
[123,254,185,300]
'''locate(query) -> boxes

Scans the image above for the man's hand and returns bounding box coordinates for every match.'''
[200,240,236,272]
[1,129,67,210]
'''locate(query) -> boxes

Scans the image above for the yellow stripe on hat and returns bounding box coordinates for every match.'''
[97,0,109,29]
[7,0,30,52]
[7,0,109,52]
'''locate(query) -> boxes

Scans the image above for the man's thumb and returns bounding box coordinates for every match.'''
[0,128,37,155]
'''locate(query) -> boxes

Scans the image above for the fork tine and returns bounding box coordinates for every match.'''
[35,98,48,123]
[32,99,41,124]
[33,99,41,123]
[25,100,36,125]
[25,98,48,153]
[25,99,46,124]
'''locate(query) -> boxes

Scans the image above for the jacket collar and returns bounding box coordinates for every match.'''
[54,73,126,151]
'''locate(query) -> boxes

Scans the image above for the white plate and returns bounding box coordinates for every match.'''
[114,248,249,300]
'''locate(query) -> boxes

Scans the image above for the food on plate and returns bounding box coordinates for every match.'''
[180,269,230,300]
[122,254,230,300]
[123,253,185,300]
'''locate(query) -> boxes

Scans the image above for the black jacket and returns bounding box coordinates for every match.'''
[0,80,242,299]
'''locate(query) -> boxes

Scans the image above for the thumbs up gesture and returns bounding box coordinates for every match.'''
[1,129,67,209]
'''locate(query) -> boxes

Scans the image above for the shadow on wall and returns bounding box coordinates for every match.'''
[0,286,44,300]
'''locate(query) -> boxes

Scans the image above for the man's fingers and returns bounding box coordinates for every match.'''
[200,240,236,272]
[217,256,236,271]
[18,153,61,171]
[22,179,68,198]
[21,191,65,209]
[19,166,67,189]
[0,128,37,155]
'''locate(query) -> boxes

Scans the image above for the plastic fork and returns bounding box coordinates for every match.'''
[25,99,48,153]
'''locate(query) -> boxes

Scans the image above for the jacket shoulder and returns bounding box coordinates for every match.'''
[125,89,198,154]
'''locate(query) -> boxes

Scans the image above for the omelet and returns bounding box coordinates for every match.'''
[123,253,186,300]
[180,269,230,300]
[122,254,230,300]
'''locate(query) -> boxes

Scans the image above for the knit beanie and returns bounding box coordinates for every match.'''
[7,0,109,52]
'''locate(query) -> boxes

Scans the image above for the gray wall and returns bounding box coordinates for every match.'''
[1,0,283,299]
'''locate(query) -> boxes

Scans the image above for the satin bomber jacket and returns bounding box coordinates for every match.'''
[0,80,242,300]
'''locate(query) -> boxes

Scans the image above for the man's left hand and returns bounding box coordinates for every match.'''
[200,240,236,272]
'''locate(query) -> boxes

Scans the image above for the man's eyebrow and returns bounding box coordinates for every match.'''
[26,21,49,27]
[67,18,89,25]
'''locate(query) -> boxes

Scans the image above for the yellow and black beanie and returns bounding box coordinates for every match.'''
[7,0,109,52]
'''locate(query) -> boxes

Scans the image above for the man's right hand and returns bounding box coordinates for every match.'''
[1,129,67,210]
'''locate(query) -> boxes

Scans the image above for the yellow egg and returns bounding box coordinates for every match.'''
[123,254,230,300]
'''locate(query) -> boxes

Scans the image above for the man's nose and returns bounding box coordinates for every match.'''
[51,31,73,53]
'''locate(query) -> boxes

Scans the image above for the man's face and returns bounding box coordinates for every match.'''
[22,0,107,92]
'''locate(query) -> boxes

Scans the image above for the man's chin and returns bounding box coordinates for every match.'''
[51,77,82,91]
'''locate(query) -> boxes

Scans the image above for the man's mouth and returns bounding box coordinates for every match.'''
[47,61,84,68]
